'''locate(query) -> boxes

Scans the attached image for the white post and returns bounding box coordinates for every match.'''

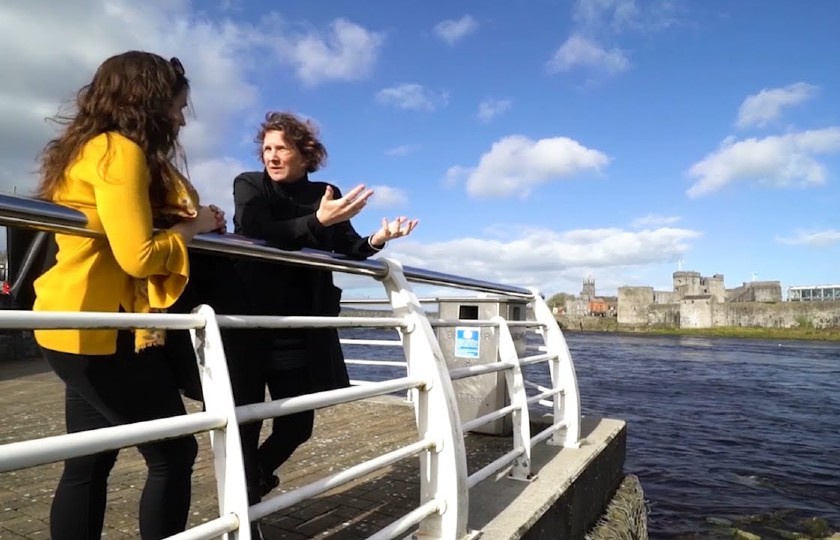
[529,290,581,448]
[190,305,252,539]
[492,316,533,481]
[379,259,471,539]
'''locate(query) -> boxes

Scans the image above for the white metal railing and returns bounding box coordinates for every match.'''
[0,193,582,540]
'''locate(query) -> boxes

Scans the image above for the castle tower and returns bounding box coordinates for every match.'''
[581,276,596,301]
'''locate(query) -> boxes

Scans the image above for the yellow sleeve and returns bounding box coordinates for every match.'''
[91,134,190,308]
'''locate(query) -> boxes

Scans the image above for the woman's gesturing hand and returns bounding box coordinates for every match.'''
[315,185,373,227]
[370,216,419,247]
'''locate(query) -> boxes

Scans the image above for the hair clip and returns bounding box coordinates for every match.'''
[170,57,185,77]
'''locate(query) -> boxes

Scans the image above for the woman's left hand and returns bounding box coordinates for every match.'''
[370,216,419,247]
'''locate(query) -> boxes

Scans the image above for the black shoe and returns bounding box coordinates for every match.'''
[258,472,280,497]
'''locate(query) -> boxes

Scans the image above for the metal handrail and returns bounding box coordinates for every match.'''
[0,193,531,297]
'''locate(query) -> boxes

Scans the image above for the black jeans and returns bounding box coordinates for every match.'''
[258,366,314,477]
[42,332,197,540]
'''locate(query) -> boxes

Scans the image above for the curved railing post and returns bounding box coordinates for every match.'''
[529,290,581,448]
[190,304,252,539]
[492,316,533,481]
[379,258,471,539]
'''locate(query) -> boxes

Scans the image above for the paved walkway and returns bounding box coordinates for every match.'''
[0,352,513,539]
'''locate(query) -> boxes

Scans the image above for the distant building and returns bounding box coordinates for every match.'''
[564,278,616,317]
[580,277,596,302]
[788,284,840,302]
[727,281,782,303]
[618,270,784,328]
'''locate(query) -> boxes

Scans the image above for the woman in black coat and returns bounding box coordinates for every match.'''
[233,111,418,495]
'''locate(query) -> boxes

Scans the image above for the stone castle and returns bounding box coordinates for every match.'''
[617,271,840,329]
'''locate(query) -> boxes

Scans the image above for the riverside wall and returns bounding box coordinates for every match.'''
[617,290,840,329]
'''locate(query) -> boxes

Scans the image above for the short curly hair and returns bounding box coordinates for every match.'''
[255,111,327,173]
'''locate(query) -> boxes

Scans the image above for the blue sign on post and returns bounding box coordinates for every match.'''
[454,327,480,359]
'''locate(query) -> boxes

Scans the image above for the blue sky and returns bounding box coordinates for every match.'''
[1,0,839,300]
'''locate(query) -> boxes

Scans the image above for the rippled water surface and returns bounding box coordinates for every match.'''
[341,329,840,539]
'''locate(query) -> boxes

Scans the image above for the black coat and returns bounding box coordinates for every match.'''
[232,171,380,392]
[159,253,263,403]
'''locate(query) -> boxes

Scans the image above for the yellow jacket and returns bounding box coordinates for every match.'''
[33,132,190,355]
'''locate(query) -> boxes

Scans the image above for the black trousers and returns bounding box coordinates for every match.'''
[163,253,266,502]
[258,366,314,476]
[41,332,197,540]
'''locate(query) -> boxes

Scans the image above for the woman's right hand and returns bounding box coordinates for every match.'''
[315,185,373,227]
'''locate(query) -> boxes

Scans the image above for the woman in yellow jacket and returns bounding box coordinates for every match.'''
[32,52,222,540]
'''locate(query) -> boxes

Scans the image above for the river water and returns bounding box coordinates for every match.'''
[341,329,840,539]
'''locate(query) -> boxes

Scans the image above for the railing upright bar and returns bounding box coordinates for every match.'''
[492,315,533,482]
[530,289,581,448]
[190,305,252,540]
[379,258,472,540]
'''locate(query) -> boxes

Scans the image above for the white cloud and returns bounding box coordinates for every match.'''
[735,82,819,129]
[573,0,680,34]
[376,83,449,112]
[632,214,681,229]
[549,0,679,80]
[433,15,479,45]
[383,225,701,294]
[283,18,384,86]
[776,229,840,247]
[574,0,640,30]
[368,185,408,209]
[686,128,840,198]
[449,135,610,198]
[546,35,629,74]
[443,165,471,188]
[0,2,386,226]
[0,0,264,220]
[385,144,420,157]
[477,98,512,123]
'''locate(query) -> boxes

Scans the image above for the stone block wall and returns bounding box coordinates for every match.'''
[617,287,653,325]
[653,290,677,304]
[723,300,840,328]
[649,303,680,326]
[680,297,712,328]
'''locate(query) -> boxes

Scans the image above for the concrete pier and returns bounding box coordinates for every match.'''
[0,354,636,539]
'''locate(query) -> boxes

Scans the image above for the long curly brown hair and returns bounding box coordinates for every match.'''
[255,112,328,173]
[36,51,189,207]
